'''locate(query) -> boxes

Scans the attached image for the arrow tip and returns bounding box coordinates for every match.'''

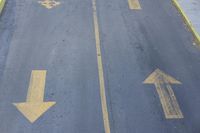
[143,69,181,84]
[13,102,56,123]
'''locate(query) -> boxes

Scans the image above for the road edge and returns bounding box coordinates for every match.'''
[0,0,5,14]
[172,0,200,45]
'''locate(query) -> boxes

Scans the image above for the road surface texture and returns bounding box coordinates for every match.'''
[0,0,200,133]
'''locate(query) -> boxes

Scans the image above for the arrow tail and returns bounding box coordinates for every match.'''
[155,82,183,119]
[166,84,183,118]
[26,70,46,102]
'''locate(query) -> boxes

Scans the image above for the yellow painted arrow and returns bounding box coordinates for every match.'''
[128,0,141,10]
[13,70,56,123]
[144,69,184,119]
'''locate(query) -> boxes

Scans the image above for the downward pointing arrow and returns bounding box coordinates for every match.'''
[144,69,184,119]
[13,70,56,123]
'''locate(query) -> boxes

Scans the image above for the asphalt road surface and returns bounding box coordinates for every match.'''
[0,0,200,133]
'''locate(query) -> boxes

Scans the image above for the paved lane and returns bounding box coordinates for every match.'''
[0,0,104,132]
[96,0,200,132]
[0,0,200,133]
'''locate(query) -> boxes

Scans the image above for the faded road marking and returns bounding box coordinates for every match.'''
[144,69,184,119]
[38,0,60,9]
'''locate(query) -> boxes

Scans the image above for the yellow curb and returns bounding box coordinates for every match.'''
[0,0,5,14]
[172,0,200,45]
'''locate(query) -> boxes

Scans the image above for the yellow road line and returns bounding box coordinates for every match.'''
[128,0,141,10]
[172,0,200,45]
[0,0,6,14]
[92,0,111,132]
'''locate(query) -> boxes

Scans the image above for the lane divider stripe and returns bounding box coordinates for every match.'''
[92,0,111,133]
